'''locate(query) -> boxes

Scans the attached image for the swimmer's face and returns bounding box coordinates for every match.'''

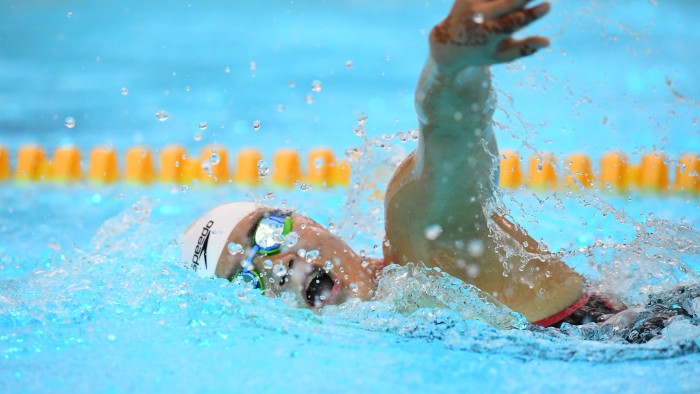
[215,209,383,309]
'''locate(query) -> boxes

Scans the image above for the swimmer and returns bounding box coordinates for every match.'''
[181,0,691,341]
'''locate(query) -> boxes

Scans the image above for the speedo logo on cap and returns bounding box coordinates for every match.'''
[192,220,214,271]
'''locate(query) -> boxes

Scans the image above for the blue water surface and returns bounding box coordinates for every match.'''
[1,1,700,393]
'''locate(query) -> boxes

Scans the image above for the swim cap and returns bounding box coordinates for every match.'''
[181,202,260,278]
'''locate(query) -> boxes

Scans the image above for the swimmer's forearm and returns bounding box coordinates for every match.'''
[414,58,498,189]
[415,59,493,136]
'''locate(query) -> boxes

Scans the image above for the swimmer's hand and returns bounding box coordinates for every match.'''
[430,0,550,69]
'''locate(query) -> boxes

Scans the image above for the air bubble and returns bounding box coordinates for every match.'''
[249,61,256,71]
[64,117,76,129]
[252,120,261,131]
[193,133,202,142]
[345,60,353,68]
[67,11,73,17]
[199,122,208,130]
[263,259,274,269]
[225,66,231,73]
[311,80,322,93]
[424,224,443,240]
[120,87,128,96]
[297,249,307,258]
[227,242,244,256]
[181,186,188,193]
[257,160,269,177]
[349,283,359,294]
[201,161,212,172]
[288,80,296,88]
[305,95,314,104]
[264,191,275,200]
[299,183,312,191]
[472,12,485,24]
[155,110,169,122]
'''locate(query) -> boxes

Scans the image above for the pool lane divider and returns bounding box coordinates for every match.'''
[0,144,698,194]
[498,150,700,194]
[3,144,351,188]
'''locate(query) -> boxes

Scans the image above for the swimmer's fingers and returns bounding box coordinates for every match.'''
[483,2,550,36]
[493,36,549,63]
[483,0,536,19]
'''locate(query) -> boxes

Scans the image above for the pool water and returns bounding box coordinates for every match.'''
[2,1,700,393]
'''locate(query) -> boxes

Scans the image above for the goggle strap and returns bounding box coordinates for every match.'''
[243,244,260,269]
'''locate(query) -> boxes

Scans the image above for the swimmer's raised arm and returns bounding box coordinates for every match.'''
[385,1,586,323]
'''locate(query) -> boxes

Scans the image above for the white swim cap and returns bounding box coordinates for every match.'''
[181,202,260,278]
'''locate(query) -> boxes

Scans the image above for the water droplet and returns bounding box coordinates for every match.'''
[467,239,484,258]
[305,250,320,263]
[155,110,169,122]
[284,232,299,247]
[345,60,353,68]
[227,242,244,256]
[263,259,273,269]
[120,87,128,96]
[305,95,314,104]
[424,224,443,240]
[252,120,261,131]
[209,153,220,166]
[323,260,334,272]
[472,12,485,24]
[193,133,202,142]
[199,122,208,130]
[64,116,76,129]
[272,262,287,277]
[288,80,296,88]
[466,263,480,278]
[311,80,322,93]
[257,160,269,177]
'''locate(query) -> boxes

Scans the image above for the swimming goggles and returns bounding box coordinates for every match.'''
[233,213,293,292]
